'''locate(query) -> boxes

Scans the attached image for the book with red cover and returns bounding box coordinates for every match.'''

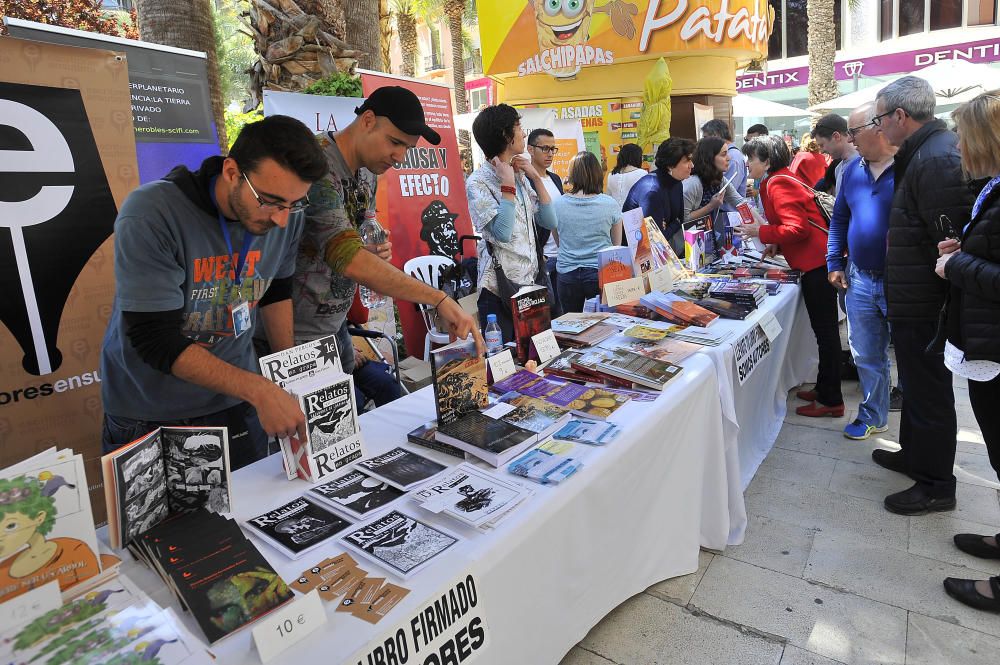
[510,284,551,365]
[597,246,635,294]
[553,322,618,349]
[640,292,719,327]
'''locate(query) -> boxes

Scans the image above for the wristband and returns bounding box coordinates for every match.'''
[434,293,449,309]
[500,185,516,195]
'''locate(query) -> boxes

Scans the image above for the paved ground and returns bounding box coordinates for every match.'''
[560,363,1000,664]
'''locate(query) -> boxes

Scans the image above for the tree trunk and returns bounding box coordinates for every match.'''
[135,0,227,150]
[380,0,394,74]
[396,9,418,78]
[444,0,469,147]
[345,0,383,70]
[806,0,839,110]
[245,0,362,108]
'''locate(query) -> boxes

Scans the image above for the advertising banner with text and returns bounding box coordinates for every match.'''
[478,0,773,78]
[361,72,476,357]
[0,36,140,520]
[6,18,219,183]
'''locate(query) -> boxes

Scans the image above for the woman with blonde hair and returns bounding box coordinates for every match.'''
[937,91,1000,614]
[552,151,624,312]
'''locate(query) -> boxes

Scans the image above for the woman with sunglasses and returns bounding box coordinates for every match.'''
[739,135,845,418]
[937,91,1000,614]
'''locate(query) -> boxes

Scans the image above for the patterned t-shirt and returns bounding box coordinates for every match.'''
[292,132,370,354]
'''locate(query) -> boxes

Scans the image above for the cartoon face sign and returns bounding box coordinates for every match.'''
[533,0,596,76]
[420,200,460,257]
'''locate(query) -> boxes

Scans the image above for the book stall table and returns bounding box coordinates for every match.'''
[107,353,731,665]
[691,283,819,545]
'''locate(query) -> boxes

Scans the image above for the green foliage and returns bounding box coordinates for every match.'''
[213,1,255,107]
[224,107,263,149]
[0,475,55,536]
[301,73,364,98]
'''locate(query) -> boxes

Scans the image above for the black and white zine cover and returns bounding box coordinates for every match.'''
[356,447,447,491]
[307,469,405,519]
[245,497,352,558]
[299,374,364,481]
[342,510,459,578]
[160,427,231,514]
[113,431,170,545]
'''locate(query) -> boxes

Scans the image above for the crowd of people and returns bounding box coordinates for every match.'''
[465,84,1000,614]
[98,77,1000,616]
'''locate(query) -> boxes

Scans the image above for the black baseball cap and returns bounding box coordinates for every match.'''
[355,86,441,145]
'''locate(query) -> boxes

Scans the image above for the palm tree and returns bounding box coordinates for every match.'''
[345,0,383,70]
[244,0,362,109]
[134,0,227,149]
[390,0,421,77]
[380,0,393,73]
[806,0,838,109]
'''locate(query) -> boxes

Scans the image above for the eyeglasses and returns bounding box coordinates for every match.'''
[241,171,310,213]
[846,121,876,139]
[529,144,559,154]
[870,110,896,127]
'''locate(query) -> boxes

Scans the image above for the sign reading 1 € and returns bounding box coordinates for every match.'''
[478,0,774,78]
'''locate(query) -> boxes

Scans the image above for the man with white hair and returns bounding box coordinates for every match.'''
[871,76,975,515]
[826,103,896,442]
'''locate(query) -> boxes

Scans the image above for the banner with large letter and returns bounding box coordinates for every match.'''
[6,18,219,184]
[0,36,139,520]
[360,72,476,357]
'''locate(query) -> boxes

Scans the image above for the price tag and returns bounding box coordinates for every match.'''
[482,402,517,419]
[531,329,561,364]
[252,589,326,663]
[0,581,60,629]
[486,348,516,382]
[646,267,673,294]
[757,311,783,342]
[603,276,646,306]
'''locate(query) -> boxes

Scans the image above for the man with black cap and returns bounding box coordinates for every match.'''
[291,86,483,374]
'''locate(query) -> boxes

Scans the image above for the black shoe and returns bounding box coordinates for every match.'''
[954,533,1000,559]
[943,577,1000,613]
[889,386,902,412]
[872,449,907,475]
[884,483,956,515]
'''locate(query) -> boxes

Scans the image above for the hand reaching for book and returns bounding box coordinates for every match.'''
[437,297,485,355]
[251,380,307,441]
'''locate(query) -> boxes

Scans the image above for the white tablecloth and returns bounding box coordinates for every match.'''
[693,285,819,545]
[113,353,730,665]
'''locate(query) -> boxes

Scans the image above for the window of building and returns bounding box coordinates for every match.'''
[967,0,997,25]
[766,0,843,60]
[880,0,894,41]
[932,0,964,28]
[767,0,783,61]
[898,0,925,35]
[468,87,489,111]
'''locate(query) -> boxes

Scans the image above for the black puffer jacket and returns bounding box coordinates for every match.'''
[945,182,1000,362]
[886,119,975,322]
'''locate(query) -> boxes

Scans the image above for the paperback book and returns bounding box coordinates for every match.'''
[598,333,700,364]
[490,393,572,439]
[435,411,538,467]
[430,337,489,427]
[493,370,631,420]
[406,420,466,459]
[0,450,102,603]
[245,497,353,559]
[640,291,719,327]
[294,372,365,483]
[550,312,608,335]
[552,322,619,349]
[308,469,406,520]
[597,246,635,298]
[342,510,461,579]
[356,447,448,491]
[593,347,683,391]
[413,463,531,529]
[507,439,588,485]
[102,427,231,550]
[510,284,551,364]
[623,209,655,275]
[696,296,755,320]
[552,418,622,445]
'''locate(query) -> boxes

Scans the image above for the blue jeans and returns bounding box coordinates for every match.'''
[546,255,563,318]
[557,267,599,314]
[845,265,891,427]
[353,360,402,412]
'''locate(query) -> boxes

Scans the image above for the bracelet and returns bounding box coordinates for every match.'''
[500,184,516,195]
[434,293,449,309]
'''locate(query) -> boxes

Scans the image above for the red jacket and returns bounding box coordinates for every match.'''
[758,168,829,272]
[790,151,828,188]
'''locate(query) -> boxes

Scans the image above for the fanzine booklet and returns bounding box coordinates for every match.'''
[413,463,530,529]
[356,447,447,491]
[430,337,489,427]
[0,449,102,603]
[507,439,588,485]
[293,372,365,483]
[552,418,622,445]
[307,469,406,520]
[509,284,551,365]
[258,334,343,479]
[245,497,353,559]
[342,510,460,579]
[102,427,231,549]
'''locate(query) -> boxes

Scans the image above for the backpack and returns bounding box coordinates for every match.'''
[768,173,835,233]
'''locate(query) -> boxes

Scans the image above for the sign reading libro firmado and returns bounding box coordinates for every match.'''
[350,574,489,665]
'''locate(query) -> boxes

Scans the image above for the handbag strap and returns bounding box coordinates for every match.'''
[766,173,830,234]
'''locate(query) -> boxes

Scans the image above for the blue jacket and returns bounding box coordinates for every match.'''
[623,172,685,239]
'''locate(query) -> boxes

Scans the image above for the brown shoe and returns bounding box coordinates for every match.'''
[795,401,845,418]
[796,389,818,401]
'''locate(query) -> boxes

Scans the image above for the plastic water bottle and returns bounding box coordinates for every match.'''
[359,210,387,308]
[484,314,503,356]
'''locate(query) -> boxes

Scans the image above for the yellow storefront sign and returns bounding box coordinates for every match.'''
[479,0,774,78]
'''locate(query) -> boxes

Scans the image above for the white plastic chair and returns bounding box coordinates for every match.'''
[403,255,455,361]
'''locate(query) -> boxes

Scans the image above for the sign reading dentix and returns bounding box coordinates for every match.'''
[478,0,775,79]
[0,36,139,522]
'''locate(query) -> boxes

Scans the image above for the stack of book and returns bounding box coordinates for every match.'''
[640,291,719,327]
[507,439,589,485]
[708,280,767,308]
[413,463,533,531]
[406,420,466,459]
[492,370,631,420]
[342,510,462,579]
[308,468,407,520]
[135,510,294,643]
[669,325,735,347]
[552,418,621,445]
[696,296,755,320]
[553,321,618,348]
[245,497,354,559]
[584,347,683,391]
